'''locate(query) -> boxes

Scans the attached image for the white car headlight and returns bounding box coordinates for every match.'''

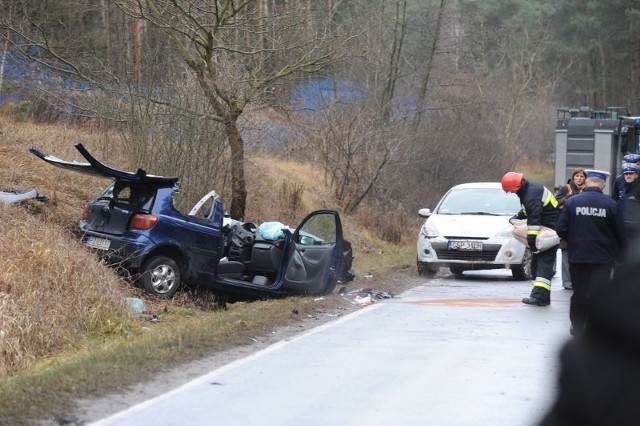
[420,222,439,238]
[494,225,514,239]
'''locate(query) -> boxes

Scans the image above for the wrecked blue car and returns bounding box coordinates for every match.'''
[30,143,352,298]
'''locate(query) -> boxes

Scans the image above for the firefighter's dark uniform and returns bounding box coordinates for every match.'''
[555,185,626,335]
[512,180,559,306]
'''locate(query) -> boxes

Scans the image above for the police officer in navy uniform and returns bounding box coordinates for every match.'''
[501,172,559,306]
[555,169,626,336]
[612,153,640,201]
[618,163,640,241]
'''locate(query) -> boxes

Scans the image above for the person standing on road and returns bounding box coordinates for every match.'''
[555,167,586,290]
[612,153,640,201]
[618,163,640,242]
[555,169,626,336]
[501,172,560,307]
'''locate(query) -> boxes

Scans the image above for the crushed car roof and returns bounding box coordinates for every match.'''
[29,143,179,185]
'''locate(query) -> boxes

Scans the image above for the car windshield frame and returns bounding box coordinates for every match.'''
[435,187,521,216]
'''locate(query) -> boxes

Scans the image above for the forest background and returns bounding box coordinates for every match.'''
[2,0,639,220]
[0,1,639,425]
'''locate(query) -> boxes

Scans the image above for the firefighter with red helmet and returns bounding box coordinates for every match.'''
[501,172,560,306]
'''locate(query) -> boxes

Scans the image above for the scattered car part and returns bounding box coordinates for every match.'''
[0,188,47,204]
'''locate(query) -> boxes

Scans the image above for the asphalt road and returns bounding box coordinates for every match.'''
[89,263,571,426]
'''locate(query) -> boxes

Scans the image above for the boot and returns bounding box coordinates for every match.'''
[522,287,550,306]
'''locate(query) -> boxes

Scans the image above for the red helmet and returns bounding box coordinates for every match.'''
[501,172,523,193]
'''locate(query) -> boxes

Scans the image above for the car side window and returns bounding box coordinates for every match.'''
[297,213,336,245]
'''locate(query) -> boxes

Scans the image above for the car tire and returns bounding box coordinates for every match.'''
[450,266,465,275]
[417,260,438,277]
[512,248,533,281]
[141,255,182,298]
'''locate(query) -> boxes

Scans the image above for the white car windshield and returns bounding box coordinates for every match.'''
[436,188,521,216]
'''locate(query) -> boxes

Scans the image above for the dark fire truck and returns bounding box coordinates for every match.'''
[555,106,640,194]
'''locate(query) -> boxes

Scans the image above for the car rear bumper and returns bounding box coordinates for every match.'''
[81,231,154,271]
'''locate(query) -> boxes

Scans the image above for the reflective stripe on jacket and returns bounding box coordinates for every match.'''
[513,180,559,234]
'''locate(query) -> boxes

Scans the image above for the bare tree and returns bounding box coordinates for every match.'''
[486,20,562,168]
[111,1,357,219]
[0,1,357,219]
[414,0,447,126]
[380,0,407,123]
[627,7,640,113]
[0,1,14,100]
[291,100,406,214]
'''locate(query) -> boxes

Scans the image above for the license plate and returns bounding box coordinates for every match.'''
[448,240,482,251]
[85,236,111,251]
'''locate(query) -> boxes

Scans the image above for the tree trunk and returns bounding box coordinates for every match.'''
[0,0,14,100]
[225,118,247,220]
[101,0,111,66]
[0,37,7,100]
[414,0,446,127]
[132,18,143,86]
[628,8,640,113]
[381,0,407,123]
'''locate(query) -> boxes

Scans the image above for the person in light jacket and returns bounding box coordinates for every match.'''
[554,167,586,290]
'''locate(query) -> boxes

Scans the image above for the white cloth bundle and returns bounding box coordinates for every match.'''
[511,219,560,251]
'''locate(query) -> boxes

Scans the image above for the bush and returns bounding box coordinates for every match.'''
[353,205,411,245]
[10,101,32,122]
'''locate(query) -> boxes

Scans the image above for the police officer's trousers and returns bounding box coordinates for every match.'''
[568,263,614,335]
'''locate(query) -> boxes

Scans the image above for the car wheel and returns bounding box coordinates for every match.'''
[417,260,438,277]
[141,255,182,298]
[450,266,465,275]
[512,248,532,281]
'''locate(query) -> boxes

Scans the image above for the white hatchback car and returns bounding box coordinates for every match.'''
[416,182,532,280]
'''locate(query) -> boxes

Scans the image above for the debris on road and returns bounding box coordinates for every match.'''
[339,287,395,305]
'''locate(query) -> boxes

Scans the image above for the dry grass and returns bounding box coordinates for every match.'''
[1,116,138,378]
[244,155,336,225]
[0,206,138,375]
[0,117,119,230]
[516,160,556,190]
